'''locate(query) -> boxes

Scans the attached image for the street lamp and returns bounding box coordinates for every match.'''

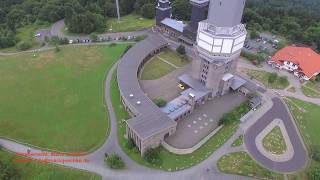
[115,0,121,22]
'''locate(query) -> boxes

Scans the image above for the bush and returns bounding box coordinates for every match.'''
[268,72,278,84]
[176,44,186,55]
[312,146,320,162]
[60,38,69,45]
[121,45,132,57]
[0,161,21,180]
[105,153,125,169]
[308,167,320,180]
[90,33,98,42]
[279,76,288,85]
[16,41,32,51]
[54,45,60,53]
[153,98,167,107]
[218,102,250,125]
[126,138,136,150]
[143,148,162,165]
[109,43,117,47]
[134,35,148,42]
[241,51,265,64]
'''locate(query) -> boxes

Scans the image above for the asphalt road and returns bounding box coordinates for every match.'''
[244,97,307,173]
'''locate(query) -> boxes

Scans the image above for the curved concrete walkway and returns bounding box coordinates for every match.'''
[244,97,307,173]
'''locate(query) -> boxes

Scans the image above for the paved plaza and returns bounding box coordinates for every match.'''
[165,93,246,149]
[140,64,191,101]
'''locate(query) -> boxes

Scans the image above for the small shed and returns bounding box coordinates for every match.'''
[249,96,262,110]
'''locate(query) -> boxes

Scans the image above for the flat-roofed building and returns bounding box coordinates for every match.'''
[118,35,177,155]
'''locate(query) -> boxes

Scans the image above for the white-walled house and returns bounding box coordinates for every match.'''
[271,46,320,81]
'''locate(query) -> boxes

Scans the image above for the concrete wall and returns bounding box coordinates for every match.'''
[141,126,176,155]
[162,125,223,154]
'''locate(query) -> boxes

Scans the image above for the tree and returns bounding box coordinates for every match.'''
[126,138,136,150]
[50,36,60,45]
[105,153,125,169]
[16,41,32,51]
[153,98,167,107]
[172,0,191,20]
[176,44,186,55]
[90,33,98,42]
[143,148,162,165]
[0,160,21,180]
[250,30,259,39]
[55,45,61,53]
[140,3,155,19]
[268,73,278,84]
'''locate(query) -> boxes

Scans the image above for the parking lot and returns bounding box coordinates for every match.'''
[243,33,284,55]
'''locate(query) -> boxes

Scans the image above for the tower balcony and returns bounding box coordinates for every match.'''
[196,21,247,59]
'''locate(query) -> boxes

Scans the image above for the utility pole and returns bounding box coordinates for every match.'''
[115,0,121,22]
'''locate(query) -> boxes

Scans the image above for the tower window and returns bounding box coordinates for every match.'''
[220,1,222,6]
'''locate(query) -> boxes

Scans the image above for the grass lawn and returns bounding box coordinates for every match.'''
[218,151,284,180]
[243,69,289,89]
[0,23,50,53]
[301,81,320,98]
[140,49,190,80]
[285,97,320,179]
[262,127,287,154]
[107,14,154,33]
[231,135,243,147]
[0,44,130,152]
[157,49,190,67]
[0,150,100,180]
[140,56,175,80]
[287,86,296,93]
[110,72,240,171]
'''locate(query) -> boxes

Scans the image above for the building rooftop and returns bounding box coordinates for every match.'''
[161,18,186,33]
[160,94,192,120]
[179,74,210,92]
[117,35,176,140]
[272,46,320,78]
[230,75,246,90]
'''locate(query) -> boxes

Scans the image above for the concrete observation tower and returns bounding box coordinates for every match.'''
[190,0,247,97]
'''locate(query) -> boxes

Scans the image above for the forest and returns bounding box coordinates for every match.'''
[0,0,319,50]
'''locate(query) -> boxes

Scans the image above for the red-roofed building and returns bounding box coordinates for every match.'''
[271,46,320,80]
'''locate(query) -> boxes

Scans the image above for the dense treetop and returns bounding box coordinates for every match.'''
[0,0,319,51]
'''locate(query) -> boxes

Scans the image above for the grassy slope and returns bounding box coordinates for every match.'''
[262,127,287,155]
[301,81,320,98]
[140,50,189,80]
[218,152,284,180]
[0,150,100,180]
[285,97,320,179]
[0,23,50,53]
[107,14,154,33]
[111,72,240,171]
[0,44,129,152]
[231,135,243,147]
[244,69,289,89]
